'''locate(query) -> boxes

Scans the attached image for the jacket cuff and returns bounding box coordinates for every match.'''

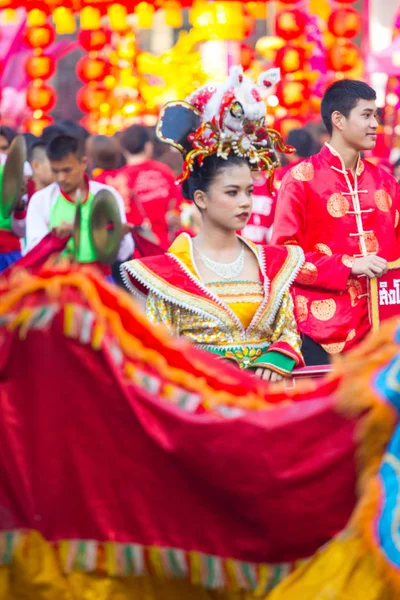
[249,351,296,375]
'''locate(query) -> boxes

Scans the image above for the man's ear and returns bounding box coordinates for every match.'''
[193,190,206,211]
[81,155,89,170]
[332,110,344,131]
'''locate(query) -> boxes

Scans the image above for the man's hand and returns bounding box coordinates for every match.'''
[121,222,133,236]
[254,368,283,382]
[52,221,73,238]
[351,255,388,279]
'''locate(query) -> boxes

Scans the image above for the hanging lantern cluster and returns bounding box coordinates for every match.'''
[326,0,361,72]
[272,0,311,116]
[24,10,57,135]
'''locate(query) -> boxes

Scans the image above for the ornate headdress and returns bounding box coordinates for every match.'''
[156,66,295,191]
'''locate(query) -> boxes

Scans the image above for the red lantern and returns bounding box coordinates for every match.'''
[275,44,305,74]
[77,85,109,113]
[24,24,55,49]
[23,114,53,137]
[275,9,307,41]
[240,43,256,71]
[277,0,301,3]
[25,55,55,80]
[327,40,360,72]
[26,82,56,111]
[76,56,111,84]
[276,80,310,110]
[78,29,110,52]
[328,8,360,39]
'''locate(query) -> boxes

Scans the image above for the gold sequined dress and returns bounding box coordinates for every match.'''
[122,233,305,374]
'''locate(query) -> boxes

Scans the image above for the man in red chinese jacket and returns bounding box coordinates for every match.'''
[272,80,400,364]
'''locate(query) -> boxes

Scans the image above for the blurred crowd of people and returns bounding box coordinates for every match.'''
[0,116,397,276]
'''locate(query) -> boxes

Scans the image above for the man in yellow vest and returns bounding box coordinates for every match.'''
[26,134,133,267]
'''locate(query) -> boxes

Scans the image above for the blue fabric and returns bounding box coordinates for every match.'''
[374,342,400,568]
[378,426,400,567]
[0,250,21,273]
[374,352,400,415]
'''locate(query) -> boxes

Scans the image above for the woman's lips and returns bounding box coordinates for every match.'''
[236,212,250,220]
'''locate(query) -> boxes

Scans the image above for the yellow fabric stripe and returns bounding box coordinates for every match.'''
[189,551,202,586]
[63,304,74,337]
[91,322,104,350]
[255,564,269,595]
[104,542,116,576]
[225,559,240,591]
[149,547,165,578]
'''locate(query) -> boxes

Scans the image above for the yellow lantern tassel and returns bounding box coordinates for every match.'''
[165,0,183,29]
[2,8,17,24]
[53,7,76,35]
[246,2,267,20]
[107,4,128,32]
[80,7,101,31]
[135,2,155,29]
[27,9,47,27]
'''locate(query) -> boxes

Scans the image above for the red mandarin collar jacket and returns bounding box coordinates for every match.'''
[272,143,400,355]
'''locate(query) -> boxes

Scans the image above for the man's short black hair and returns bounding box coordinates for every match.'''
[286,128,313,158]
[46,134,83,162]
[321,80,376,136]
[121,125,151,155]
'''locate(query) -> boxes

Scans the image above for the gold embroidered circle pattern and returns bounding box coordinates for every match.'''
[321,341,345,355]
[342,254,355,268]
[294,295,308,322]
[291,162,314,182]
[347,279,363,307]
[346,329,356,342]
[327,193,349,218]
[310,298,336,321]
[296,262,318,284]
[364,232,379,254]
[395,210,400,228]
[375,190,392,212]
[314,243,333,256]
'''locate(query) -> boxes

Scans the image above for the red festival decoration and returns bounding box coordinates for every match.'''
[26,82,56,112]
[25,55,56,80]
[24,19,57,134]
[275,9,307,41]
[327,40,360,72]
[78,29,111,52]
[276,80,311,110]
[275,45,306,74]
[327,8,361,39]
[76,85,109,113]
[76,56,111,84]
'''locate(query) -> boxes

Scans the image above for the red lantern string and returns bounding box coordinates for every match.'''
[24,20,57,133]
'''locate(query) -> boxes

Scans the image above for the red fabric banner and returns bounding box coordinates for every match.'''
[0,265,357,565]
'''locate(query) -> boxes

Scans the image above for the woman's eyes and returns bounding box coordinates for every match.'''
[225,190,254,197]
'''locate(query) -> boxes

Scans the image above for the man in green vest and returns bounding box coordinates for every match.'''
[25,134,133,266]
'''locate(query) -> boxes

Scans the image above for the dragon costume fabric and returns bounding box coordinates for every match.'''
[0,255,400,599]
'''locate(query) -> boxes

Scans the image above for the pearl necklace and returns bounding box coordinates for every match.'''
[194,242,245,280]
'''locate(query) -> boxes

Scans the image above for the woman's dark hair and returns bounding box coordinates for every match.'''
[182,154,250,201]
[0,126,16,146]
[321,79,376,136]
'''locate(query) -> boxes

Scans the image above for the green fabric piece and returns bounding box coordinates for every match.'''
[0,164,12,232]
[49,192,96,263]
[249,350,296,374]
